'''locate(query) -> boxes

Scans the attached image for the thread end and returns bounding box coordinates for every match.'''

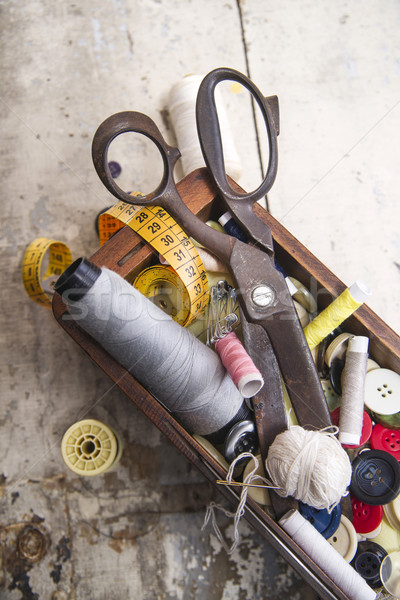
[238,373,264,399]
[349,280,372,303]
[218,211,232,227]
[348,335,370,354]
[339,431,362,445]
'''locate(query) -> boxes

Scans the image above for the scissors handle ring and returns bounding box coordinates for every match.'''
[91,111,181,207]
[196,67,279,205]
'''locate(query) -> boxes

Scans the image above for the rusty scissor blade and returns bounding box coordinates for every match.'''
[240,313,297,520]
[266,316,332,430]
[240,315,287,454]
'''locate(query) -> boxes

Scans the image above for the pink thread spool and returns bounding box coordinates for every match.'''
[215,331,264,398]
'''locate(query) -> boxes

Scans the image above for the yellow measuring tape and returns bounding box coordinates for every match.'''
[134,264,191,325]
[98,199,209,326]
[22,200,209,326]
[22,237,73,307]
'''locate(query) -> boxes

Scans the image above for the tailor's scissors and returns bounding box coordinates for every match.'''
[91,68,332,485]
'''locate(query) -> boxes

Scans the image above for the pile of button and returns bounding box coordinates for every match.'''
[291,282,400,596]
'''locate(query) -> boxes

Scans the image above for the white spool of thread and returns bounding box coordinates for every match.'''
[265,426,352,511]
[339,336,369,446]
[279,510,376,600]
[168,74,242,180]
[55,260,246,437]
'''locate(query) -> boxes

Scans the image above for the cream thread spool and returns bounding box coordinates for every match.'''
[303,281,371,350]
[61,419,122,476]
[168,74,242,180]
[339,336,369,446]
[279,510,377,600]
[55,259,247,438]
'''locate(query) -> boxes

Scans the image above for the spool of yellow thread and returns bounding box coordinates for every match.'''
[303,281,371,350]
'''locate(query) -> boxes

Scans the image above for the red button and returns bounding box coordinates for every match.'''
[330,408,373,448]
[371,424,400,461]
[351,495,383,534]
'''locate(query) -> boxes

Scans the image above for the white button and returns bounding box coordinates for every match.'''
[288,277,317,313]
[364,368,400,415]
[366,358,381,372]
[192,434,229,470]
[384,495,400,532]
[374,515,400,554]
[327,515,358,562]
[362,522,383,539]
[293,299,310,328]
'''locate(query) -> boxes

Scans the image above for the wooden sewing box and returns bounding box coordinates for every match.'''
[52,168,400,600]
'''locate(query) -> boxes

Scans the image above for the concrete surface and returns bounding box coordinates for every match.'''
[1,1,400,598]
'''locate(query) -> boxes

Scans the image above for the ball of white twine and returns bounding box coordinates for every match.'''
[265,426,352,511]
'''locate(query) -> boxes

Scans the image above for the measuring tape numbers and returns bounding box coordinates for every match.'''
[22,237,73,307]
[98,199,209,326]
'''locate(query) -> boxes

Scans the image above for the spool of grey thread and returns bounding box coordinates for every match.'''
[55,258,250,440]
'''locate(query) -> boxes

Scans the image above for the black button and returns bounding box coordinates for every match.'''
[223,420,257,463]
[350,540,387,589]
[350,449,400,505]
[329,357,345,395]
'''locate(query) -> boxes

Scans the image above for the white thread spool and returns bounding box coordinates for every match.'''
[56,262,246,437]
[279,510,376,600]
[339,336,369,446]
[168,74,242,180]
[265,426,352,510]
